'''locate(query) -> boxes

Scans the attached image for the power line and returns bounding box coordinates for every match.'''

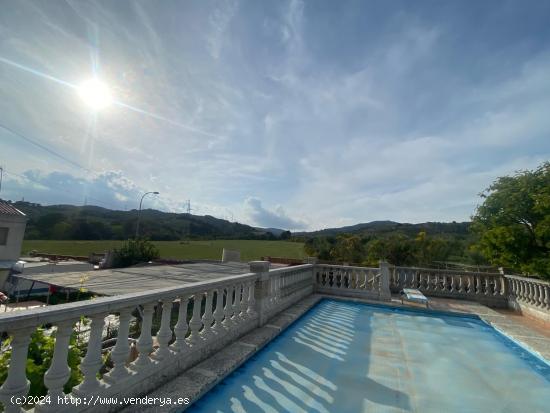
[0,122,92,173]
[1,168,117,209]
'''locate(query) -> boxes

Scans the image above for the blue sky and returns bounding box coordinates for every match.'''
[1,0,549,230]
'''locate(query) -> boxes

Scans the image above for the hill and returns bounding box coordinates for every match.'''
[9,201,275,241]
[297,220,470,239]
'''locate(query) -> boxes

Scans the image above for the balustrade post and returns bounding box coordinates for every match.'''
[104,308,133,382]
[378,261,391,301]
[239,282,248,320]
[0,328,33,413]
[154,299,174,361]
[35,321,75,412]
[250,260,271,327]
[73,313,106,396]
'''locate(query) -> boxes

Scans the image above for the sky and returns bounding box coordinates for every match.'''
[0,0,549,231]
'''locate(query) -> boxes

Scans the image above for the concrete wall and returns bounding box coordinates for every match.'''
[0,214,26,262]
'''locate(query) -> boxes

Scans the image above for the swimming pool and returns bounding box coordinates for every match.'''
[187,299,550,413]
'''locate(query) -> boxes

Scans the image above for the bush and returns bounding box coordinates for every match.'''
[112,238,160,268]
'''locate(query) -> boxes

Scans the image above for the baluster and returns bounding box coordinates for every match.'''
[201,290,215,339]
[222,286,234,329]
[528,282,535,304]
[213,288,225,334]
[449,275,455,293]
[458,275,464,293]
[34,321,74,412]
[173,296,190,352]
[511,279,518,299]
[154,299,174,360]
[492,276,499,295]
[104,309,133,381]
[517,280,525,301]
[247,281,256,317]
[132,303,155,368]
[239,283,248,319]
[423,273,430,291]
[536,284,544,307]
[74,313,106,395]
[0,328,33,413]
[188,293,204,347]
[543,285,550,310]
[231,284,241,322]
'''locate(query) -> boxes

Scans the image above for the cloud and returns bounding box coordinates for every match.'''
[244,197,306,230]
[1,1,550,231]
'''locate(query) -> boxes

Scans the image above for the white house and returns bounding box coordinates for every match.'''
[0,200,27,290]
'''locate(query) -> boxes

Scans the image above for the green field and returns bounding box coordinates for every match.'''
[22,240,306,262]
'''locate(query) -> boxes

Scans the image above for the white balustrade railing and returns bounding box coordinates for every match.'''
[0,259,547,412]
[262,265,315,318]
[506,274,550,312]
[390,266,508,305]
[313,264,390,300]
[0,264,315,413]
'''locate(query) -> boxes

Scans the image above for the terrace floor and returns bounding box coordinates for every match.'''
[131,295,550,413]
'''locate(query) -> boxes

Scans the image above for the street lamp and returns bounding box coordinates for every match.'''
[135,191,159,238]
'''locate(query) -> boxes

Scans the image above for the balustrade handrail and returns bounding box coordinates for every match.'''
[505,274,550,286]
[315,264,379,271]
[393,266,503,277]
[0,272,258,331]
[265,264,313,274]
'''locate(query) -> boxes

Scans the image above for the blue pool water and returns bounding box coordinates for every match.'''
[187,299,550,413]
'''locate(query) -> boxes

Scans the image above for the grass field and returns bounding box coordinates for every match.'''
[21,239,307,262]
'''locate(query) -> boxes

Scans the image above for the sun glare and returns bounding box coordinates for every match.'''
[78,78,113,110]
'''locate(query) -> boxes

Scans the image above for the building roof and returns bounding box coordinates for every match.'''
[0,200,25,216]
[13,261,252,296]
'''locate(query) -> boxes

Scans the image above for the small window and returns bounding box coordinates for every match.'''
[0,227,8,245]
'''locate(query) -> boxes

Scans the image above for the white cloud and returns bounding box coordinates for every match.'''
[244,197,306,230]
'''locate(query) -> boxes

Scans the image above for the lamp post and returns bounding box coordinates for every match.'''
[135,191,159,238]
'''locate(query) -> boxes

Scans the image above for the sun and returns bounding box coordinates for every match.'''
[78,78,113,110]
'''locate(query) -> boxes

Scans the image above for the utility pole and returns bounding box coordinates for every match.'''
[0,166,3,195]
[186,199,192,214]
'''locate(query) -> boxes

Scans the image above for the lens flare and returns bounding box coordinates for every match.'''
[78,78,113,110]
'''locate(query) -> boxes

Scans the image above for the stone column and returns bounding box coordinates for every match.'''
[250,260,271,327]
[305,257,318,292]
[379,261,392,301]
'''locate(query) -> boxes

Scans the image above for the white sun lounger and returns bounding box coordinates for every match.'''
[400,288,429,308]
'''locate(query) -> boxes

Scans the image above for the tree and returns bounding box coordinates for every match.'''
[366,234,416,266]
[330,235,365,263]
[471,162,550,279]
[279,230,292,240]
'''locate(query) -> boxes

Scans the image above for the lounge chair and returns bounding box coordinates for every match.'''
[400,288,429,308]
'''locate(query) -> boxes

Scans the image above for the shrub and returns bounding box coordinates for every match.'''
[112,238,160,268]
